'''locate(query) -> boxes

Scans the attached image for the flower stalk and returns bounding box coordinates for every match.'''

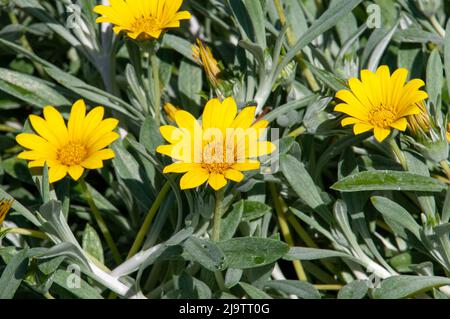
[389,137,408,170]
[80,178,122,264]
[2,227,49,240]
[269,183,307,281]
[127,181,171,259]
[212,188,225,242]
[151,54,162,126]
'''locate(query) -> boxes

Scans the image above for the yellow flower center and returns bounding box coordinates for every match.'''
[57,142,87,166]
[368,107,397,129]
[202,141,234,174]
[131,16,160,37]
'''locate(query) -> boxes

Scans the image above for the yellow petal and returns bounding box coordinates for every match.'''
[173,11,191,21]
[232,160,260,171]
[176,110,202,133]
[353,123,373,135]
[16,133,57,157]
[341,117,361,127]
[82,149,115,169]
[224,169,244,183]
[202,97,237,132]
[334,103,368,121]
[68,165,84,181]
[335,90,369,120]
[18,150,48,161]
[231,106,256,129]
[81,106,105,143]
[81,157,103,169]
[180,169,209,190]
[156,144,193,162]
[390,68,408,107]
[208,172,227,190]
[86,118,119,146]
[390,118,407,131]
[400,105,421,117]
[348,78,374,109]
[68,99,87,142]
[163,162,202,173]
[373,127,391,142]
[88,132,120,153]
[160,125,184,144]
[29,115,61,147]
[28,160,45,168]
[43,106,69,143]
[376,65,392,108]
[202,98,221,130]
[49,165,68,183]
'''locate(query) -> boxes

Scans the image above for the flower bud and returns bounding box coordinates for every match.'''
[192,39,222,89]
[413,0,442,17]
[163,103,179,122]
[0,199,13,226]
[407,101,432,139]
[446,123,450,142]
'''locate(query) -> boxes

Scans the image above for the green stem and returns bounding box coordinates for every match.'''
[126,181,171,259]
[0,124,16,133]
[269,183,307,281]
[212,189,225,242]
[3,227,48,240]
[389,137,408,170]
[151,54,162,126]
[273,0,320,92]
[288,126,306,138]
[80,178,122,265]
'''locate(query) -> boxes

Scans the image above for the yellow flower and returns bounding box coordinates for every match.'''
[0,199,13,226]
[193,39,221,88]
[94,0,191,40]
[156,97,276,191]
[163,102,180,122]
[16,100,119,184]
[335,65,428,142]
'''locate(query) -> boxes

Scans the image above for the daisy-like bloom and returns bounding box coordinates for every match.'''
[193,39,221,88]
[156,97,276,190]
[0,199,13,226]
[335,65,428,142]
[16,100,119,184]
[163,102,180,122]
[94,0,191,40]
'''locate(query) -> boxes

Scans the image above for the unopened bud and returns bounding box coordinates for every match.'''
[163,103,179,123]
[413,0,442,17]
[407,101,432,139]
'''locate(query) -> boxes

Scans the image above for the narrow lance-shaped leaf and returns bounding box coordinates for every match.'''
[331,170,446,193]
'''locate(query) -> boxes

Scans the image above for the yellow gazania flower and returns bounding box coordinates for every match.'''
[156,97,276,191]
[0,199,13,226]
[16,100,119,184]
[193,39,221,88]
[163,102,180,122]
[335,65,428,142]
[94,0,191,40]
